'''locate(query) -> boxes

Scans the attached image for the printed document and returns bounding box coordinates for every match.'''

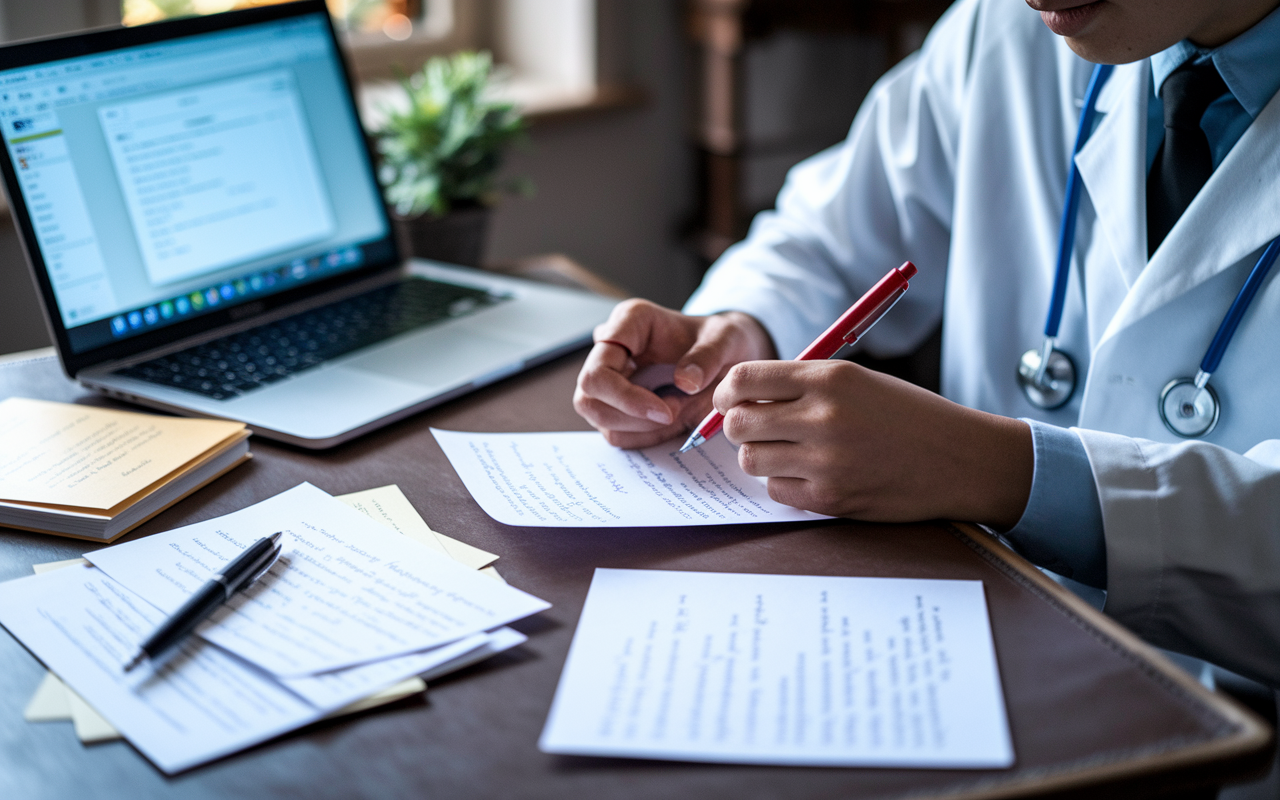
[432,430,829,527]
[86,483,548,675]
[541,569,1013,768]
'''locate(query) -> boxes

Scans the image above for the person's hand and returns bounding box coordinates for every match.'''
[574,299,776,449]
[715,359,1034,528]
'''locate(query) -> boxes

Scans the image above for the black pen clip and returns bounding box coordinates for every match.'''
[245,544,283,588]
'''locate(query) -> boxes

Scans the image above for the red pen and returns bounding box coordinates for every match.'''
[677,261,919,453]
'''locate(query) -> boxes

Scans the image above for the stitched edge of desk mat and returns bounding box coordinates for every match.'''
[901,521,1267,800]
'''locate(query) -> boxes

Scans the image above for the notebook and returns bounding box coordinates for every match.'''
[0,0,615,448]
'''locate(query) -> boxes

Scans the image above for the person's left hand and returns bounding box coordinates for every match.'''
[714,359,1034,528]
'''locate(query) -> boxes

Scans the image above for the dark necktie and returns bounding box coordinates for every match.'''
[1146,59,1229,257]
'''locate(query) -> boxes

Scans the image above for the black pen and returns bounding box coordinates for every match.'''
[123,531,284,672]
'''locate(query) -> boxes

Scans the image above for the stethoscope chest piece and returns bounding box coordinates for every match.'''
[1159,377,1220,438]
[1017,345,1076,410]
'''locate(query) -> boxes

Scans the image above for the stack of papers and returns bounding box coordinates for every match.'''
[1,483,549,773]
[0,397,251,541]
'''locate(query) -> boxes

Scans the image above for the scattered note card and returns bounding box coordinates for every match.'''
[432,430,829,527]
[0,565,325,773]
[540,569,1013,768]
[337,484,498,569]
[85,483,548,676]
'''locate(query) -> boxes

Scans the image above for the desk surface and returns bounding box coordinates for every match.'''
[0,351,1269,800]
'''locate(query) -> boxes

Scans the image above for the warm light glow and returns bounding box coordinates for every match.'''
[121,0,427,34]
[383,13,414,41]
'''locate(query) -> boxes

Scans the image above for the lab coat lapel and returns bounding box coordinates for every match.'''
[1099,84,1280,346]
[1074,61,1148,290]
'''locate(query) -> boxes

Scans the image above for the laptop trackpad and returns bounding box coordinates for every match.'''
[346,328,518,388]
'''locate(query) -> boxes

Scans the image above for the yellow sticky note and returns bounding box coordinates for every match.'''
[337,485,497,569]
[66,686,121,743]
[0,397,245,510]
[325,678,426,718]
[23,672,72,722]
[32,557,90,574]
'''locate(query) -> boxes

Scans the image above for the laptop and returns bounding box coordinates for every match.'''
[0,1,616,449]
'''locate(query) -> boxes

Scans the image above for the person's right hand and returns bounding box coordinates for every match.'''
[574,299,776,449]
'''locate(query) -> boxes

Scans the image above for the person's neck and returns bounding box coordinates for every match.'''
[1188,0,1279,47]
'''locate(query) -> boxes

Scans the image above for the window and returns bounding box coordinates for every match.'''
[114,1,604,112]
[121,0,448,40]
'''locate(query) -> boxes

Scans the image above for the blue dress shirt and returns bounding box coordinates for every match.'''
[1002,6,1280,590]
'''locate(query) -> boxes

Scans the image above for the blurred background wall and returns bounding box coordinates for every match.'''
[0,0,934,357]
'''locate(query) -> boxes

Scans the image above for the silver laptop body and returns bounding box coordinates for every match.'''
[0,1,614,448]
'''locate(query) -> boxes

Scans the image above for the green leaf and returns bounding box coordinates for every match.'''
[373,51,529,217]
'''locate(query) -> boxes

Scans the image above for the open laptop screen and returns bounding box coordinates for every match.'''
[0,3,394,362]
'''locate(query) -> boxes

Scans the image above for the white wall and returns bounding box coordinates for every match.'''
[485,0,700,305]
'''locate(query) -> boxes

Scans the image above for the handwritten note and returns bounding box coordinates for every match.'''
[0,397,245,509]
[432,430,829,527]
[337,484,497,569]
[0,565,323,773]
[85,483,549,675]
[540,569,1013,768]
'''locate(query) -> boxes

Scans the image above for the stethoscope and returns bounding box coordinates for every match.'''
[1017,64,1280,438]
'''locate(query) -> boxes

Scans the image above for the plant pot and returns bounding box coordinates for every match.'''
[392,205,491,268]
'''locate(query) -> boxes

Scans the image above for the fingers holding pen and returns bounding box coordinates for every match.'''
[714,360,833,446]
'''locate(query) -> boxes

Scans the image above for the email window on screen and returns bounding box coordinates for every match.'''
[99,71,335,287]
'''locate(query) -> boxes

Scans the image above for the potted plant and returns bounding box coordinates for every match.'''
[374,51,527,267]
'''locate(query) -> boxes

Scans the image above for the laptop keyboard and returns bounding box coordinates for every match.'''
[117,278,508,401]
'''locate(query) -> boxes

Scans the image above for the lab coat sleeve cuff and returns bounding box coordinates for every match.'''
[1002,419,1107,588]
[1074,429,1280,685]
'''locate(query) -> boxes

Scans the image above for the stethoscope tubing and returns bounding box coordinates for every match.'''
[1045,63,1115,340]
[1200,237,1280,375]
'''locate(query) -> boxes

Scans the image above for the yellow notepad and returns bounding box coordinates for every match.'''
[0,398,249,540]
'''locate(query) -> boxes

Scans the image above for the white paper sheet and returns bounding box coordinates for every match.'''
[419,627,526,682]
[0,566,324,774]
[280,632,486,709]
[85,483,549,676]
[540,569,1013,768]
[431,430,830,527]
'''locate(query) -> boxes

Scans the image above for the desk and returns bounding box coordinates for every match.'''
[0,350,1270,799]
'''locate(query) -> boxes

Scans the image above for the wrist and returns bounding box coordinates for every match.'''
[943,410,1033,529]
[716,311,778,361]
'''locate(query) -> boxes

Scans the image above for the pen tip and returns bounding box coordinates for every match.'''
[123,652,144,673]
[677,443,691,453]
[269,531,283,545]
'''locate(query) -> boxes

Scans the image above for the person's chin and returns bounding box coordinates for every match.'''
[1033,0,1106,38]
[1026,0,1146,64]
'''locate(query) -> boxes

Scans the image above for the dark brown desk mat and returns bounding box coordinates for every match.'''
[0,351,1269,799]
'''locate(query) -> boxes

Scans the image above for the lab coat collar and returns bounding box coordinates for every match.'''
[1099,84,1280,346]
[1074,60,1148,289]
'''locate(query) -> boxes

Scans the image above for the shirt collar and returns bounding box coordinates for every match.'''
[1149,4,1280,119]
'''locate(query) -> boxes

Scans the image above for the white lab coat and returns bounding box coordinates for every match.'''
[685,0,1280,685]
